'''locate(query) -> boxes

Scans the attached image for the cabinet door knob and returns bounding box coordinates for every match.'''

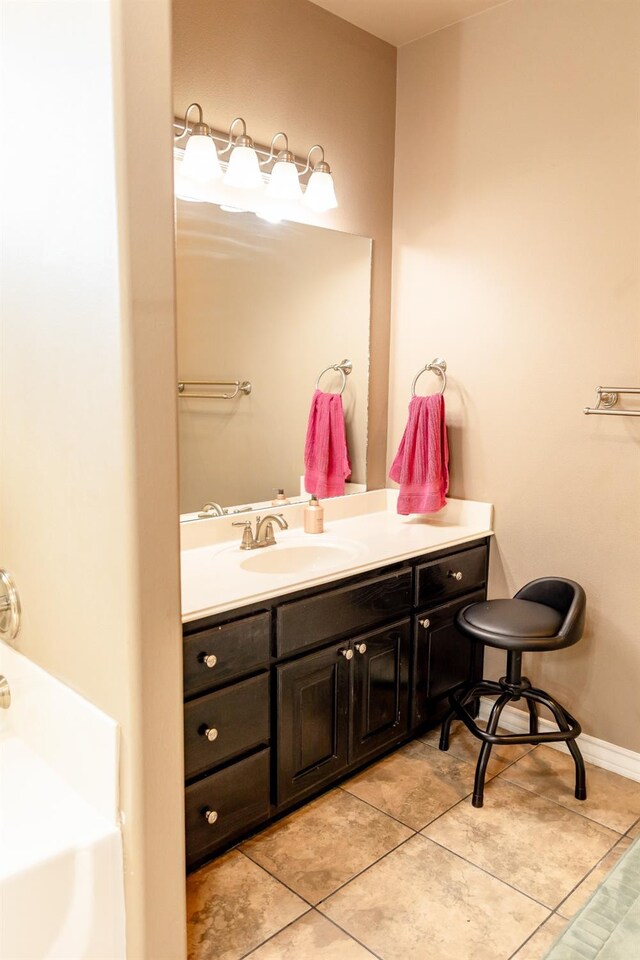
[448,570,463,581]
[200,653,217,669]
[419,618,431,629]
[355,642,367,655]
[339,648,353,660]
[202,726,218,742]
[203,809,218,825]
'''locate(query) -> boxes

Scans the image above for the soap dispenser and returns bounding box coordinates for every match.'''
[304,494,324,534]
[271,488,290,506]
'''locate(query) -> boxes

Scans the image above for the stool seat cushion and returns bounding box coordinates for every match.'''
[457,599,564,651]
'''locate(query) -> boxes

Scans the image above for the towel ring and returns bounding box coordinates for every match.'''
[315,359,353,396]
[411,358,447,397]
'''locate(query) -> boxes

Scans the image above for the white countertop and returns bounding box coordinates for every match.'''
[180,489,494,623]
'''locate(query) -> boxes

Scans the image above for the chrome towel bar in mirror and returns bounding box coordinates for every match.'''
[178,379,252,400]
[315,359,353,395]
[411,358,447,397]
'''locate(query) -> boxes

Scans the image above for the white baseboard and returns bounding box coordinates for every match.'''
[478,698,640,784]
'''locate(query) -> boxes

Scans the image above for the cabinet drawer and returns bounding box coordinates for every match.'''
[277,568,412,657]
[184,674,270,779]
[184,611,270,697]
[185,749,270,869]
[415,545,486,608]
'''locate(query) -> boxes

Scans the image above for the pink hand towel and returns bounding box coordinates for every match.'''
[304,389,351,498]
[389,393,449,514]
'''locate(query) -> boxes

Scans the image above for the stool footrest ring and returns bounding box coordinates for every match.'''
[440,681,587,807]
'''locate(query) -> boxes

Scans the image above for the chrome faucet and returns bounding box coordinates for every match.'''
[198,501,226,518]
[233,514,288,550]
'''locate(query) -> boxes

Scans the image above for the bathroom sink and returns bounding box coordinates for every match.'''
[239,539,361,575]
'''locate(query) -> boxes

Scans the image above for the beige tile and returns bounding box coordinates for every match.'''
[511,914,569,960]
[423,778,619,908]
[342,739,475,829]
[557,836,633,919]
[420,720,535,778]
[500,745,640,833]
[241,788,412,904]
[249,911,377,959]
[187,850,308,960]
[319,834,549,960]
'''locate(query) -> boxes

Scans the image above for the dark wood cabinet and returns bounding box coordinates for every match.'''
[350,619,410,763]
[183,536,489,871]
[276,641,350,805]
[412,591,485,727]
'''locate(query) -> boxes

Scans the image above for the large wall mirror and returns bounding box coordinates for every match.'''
[176,200,372,517]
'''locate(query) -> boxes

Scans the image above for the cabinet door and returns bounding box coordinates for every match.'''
[350,619,410,764]
[276,642,350,806]
[412,591,485,729]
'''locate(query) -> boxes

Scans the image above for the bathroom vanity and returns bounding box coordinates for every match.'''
[181,491,493,871]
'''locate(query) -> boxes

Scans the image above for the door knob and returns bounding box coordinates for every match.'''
[339,648,353,660]
[448,570,463,581]
[0,570,21,642]
[203,809,218,825]
[419,618,431,629]
[355,642,367,655]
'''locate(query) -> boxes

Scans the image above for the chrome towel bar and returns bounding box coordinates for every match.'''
[178,380,252,400]
[583,386,640,417]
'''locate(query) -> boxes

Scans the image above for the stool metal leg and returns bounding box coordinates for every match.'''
[526,689,587,801]
[472,692,511,808]
[439,682,500,751]
[526,698,539,735]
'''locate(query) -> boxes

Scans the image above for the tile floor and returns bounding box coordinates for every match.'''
[187,724,640,960]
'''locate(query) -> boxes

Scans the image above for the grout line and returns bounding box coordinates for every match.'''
[314,833,417,909]
[422,834,555,913]
[237,849,318,908]
[337,782,424,831]
[554,832,634,920]
[494,771,628,836]
[311,911,386,960]
[505,911,555,960]
[239,906,314,959]
[623,814,640,838]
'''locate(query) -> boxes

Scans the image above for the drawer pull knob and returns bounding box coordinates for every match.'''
[203,726,219,742]
[203,808,218,825]
[340,648,353,660]
[419,618,431,629]
[355,642,367,655]
[448,571,463,581]
[200,653,218,669]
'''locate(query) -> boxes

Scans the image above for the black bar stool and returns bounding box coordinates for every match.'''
[439,577,587,808]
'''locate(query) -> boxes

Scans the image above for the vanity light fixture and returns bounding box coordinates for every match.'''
[302,145,338,213]
[174,103,222,182]
[174,105,338,216]
[222,118,264,190]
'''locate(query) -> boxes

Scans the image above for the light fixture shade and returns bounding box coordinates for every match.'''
[303,170,338,212]
[224,145,263,189]
[182,134,222,182]
[266,159,303,201]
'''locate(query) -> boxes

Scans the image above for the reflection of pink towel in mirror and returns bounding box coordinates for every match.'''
[304,389,351,498]
[389,393,449,514]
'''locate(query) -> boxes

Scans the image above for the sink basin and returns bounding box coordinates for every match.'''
[239,539,361,575]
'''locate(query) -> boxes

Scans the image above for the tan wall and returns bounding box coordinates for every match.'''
[390,0,640,750]
[172,0,396,489]
[1,2,185,957]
